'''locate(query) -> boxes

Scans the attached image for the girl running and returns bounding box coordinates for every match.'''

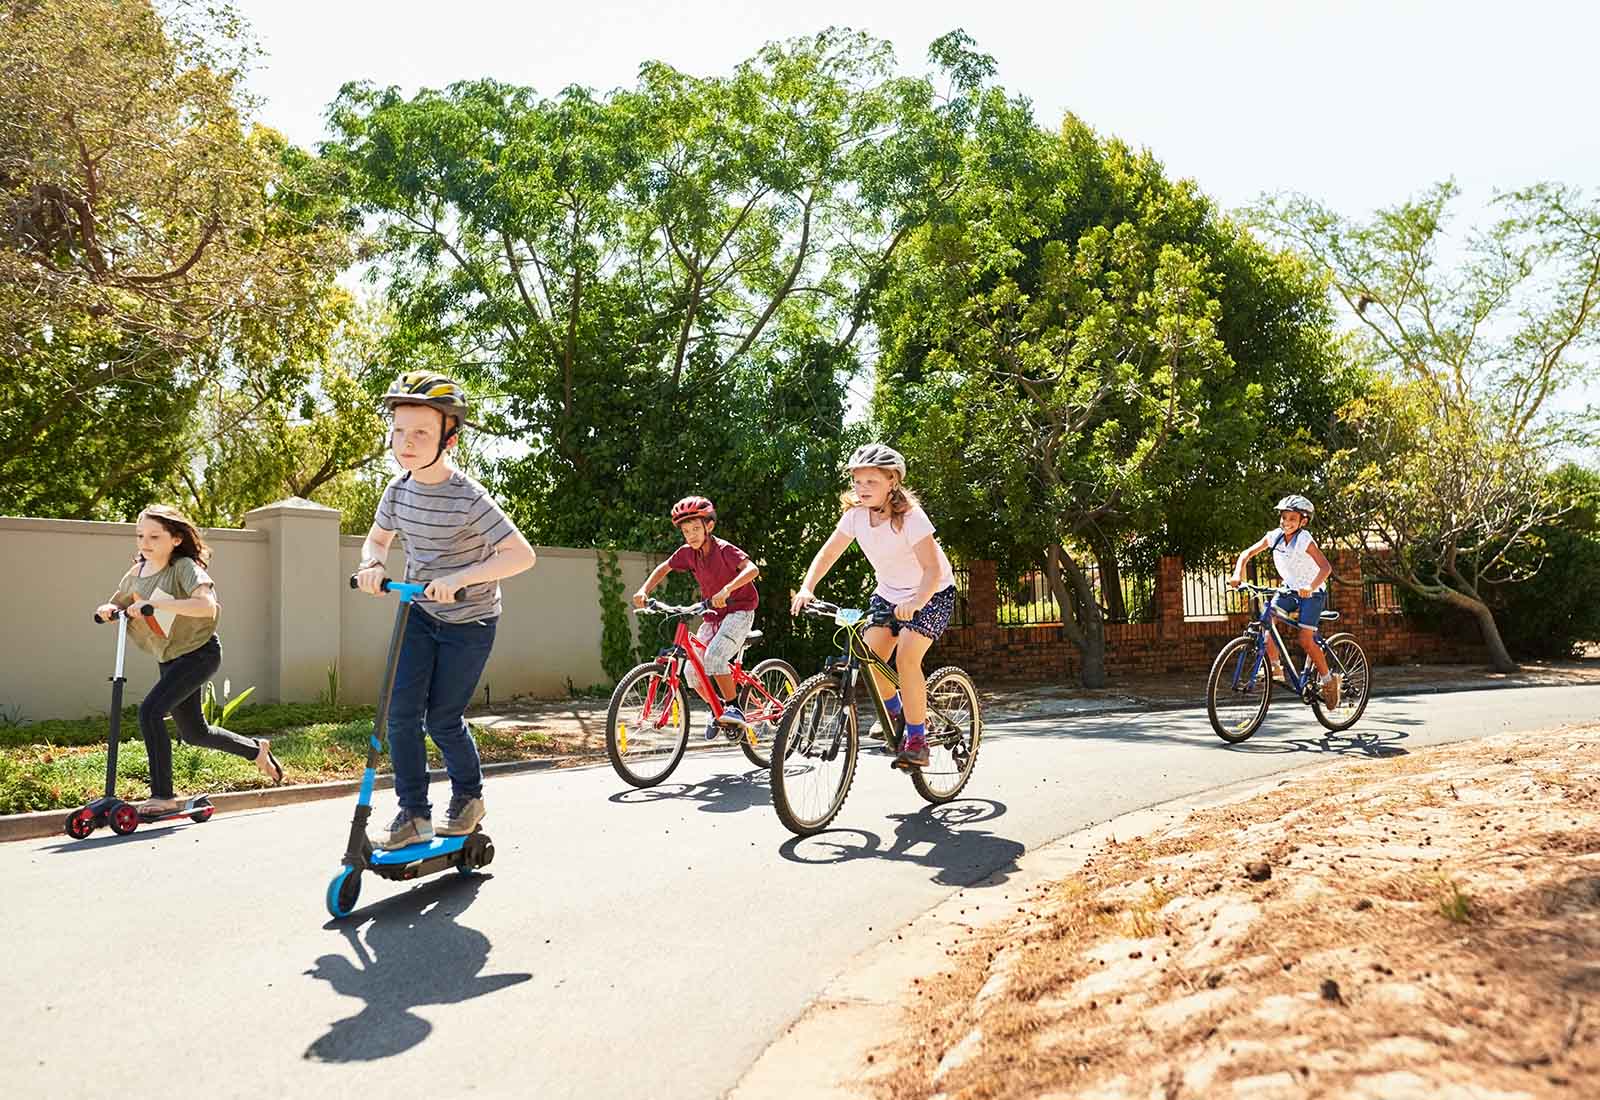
[95,505,282,812]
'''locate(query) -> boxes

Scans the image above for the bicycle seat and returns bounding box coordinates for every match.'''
[743,630,763,644]
[1320,610,1339,622]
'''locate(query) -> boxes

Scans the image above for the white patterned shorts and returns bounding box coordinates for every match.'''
[695,610,754,676]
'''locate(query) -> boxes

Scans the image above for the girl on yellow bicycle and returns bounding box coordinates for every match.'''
[791,444,957,770]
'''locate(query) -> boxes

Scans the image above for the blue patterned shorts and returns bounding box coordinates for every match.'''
[867,585,958,641]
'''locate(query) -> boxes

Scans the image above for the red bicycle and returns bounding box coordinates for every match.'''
[604,598,799,787]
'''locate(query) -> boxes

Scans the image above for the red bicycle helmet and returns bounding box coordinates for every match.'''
[670,495,716,526]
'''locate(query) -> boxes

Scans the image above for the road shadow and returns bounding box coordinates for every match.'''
[607,765,771,814]
[1223,722,1412,759]
[778,799,1024,887]
[987,702,1425,751]
[37,806,276,853]
[303,874,529,1063]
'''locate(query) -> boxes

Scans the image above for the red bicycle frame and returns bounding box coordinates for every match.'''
[636,600,786,737]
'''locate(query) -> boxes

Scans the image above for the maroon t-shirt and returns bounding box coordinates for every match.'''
[666,535,759,624]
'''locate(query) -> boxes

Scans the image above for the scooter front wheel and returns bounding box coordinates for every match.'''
[326,867,363,918]
[64,808,96,840]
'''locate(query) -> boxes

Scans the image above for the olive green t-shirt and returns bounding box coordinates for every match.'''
[115,556,219,663]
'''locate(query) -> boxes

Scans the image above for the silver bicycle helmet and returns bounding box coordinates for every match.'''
[847,443,907,478]
[1275,494,1314,518]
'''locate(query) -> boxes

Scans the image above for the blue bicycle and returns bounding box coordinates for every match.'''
[1205,582,1371,742]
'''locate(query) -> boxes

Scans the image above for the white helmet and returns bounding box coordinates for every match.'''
[1275,494,1314,518]
[847,443,906,478]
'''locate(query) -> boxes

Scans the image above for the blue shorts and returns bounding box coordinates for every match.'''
[1273,590,1326,629]
[867,586,958,641]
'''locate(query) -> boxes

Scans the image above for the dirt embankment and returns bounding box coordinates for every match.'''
[874,727,1600,1100]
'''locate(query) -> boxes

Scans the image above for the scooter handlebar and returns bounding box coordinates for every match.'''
[95,604,154,624]
[348,574,469,601]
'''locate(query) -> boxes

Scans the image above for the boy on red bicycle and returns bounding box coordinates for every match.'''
[633,496,761,739]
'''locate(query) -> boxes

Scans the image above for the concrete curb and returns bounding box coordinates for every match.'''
[725,767,1347,1100]
[0,754,610,843]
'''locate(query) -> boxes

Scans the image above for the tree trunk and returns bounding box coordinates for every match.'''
[1088,529,1127,623]
[1441,589,1519,673]
[1043,543,1108,689]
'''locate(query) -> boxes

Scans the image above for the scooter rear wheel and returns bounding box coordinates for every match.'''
[326,867,362,918]
[109,803,140,835]
[64,809,96,840]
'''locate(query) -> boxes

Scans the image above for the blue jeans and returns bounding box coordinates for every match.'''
[388,607,497,816]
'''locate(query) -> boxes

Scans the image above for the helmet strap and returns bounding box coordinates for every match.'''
[416,410,458,472]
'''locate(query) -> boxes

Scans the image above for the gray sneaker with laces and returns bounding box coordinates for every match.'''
[438,795,485,836]
[372,809,433,850]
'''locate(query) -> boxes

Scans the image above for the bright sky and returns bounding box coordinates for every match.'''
[233,0,1599,439]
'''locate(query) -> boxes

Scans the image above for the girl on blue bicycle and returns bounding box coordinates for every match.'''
[790,444,957,770]
[1228,494,1340,707]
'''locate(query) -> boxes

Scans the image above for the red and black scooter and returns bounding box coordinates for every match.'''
[63,604,215,839]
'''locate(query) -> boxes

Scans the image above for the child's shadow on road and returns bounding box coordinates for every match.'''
[303,874,529,1063]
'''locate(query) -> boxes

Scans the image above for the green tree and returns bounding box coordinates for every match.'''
[1255,182,1600,670]
[1488,463,1600,659]
[875,111,1346,686]
[322,29,978,666]
[0,0,354,518]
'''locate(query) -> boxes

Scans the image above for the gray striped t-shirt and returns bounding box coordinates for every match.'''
[374,470,519,623]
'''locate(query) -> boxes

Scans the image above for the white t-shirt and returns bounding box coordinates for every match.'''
[836,505,957,604]
[1266,527,1323,591]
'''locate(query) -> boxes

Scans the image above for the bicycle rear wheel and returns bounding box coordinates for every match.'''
[911,666,982,803]
[1312,633,1371,732]
[737,658,799,769]
[1206,636,1272,743]
[605,662,690,787]
[770,673,858,836]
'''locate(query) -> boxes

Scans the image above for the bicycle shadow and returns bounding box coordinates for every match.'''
[778,799,1024,888]
[1223,722,1412,759]
[303,874,530,1063]
[606,765,772,814]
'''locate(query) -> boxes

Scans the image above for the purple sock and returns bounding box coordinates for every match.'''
[905,721,926,744]
[885,693,903,716]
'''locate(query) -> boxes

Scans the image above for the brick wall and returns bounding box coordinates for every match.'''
[932,553,1486,683]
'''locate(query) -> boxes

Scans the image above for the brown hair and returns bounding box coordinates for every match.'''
[839,470,921,533]
[139,504,213,567]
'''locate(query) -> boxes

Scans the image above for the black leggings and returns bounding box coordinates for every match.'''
[138,636,260,798]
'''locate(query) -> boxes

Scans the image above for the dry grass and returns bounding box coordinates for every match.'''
[871,726,1600,1100]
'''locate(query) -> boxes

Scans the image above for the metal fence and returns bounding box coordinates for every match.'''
[1365,578,1403,613]
[950,563,974,628]
[996,565,1155,627]
[1184,558,1343,621]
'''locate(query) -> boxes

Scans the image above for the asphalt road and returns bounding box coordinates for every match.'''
[5,685,1596,1099]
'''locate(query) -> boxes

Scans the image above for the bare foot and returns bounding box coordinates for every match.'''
[255,739,284,785]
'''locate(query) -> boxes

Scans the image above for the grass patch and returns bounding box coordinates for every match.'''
[1437,877,1474,923]
[0,701,376,749]
[1,718,564,815]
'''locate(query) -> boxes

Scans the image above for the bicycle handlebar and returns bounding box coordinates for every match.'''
[94,604,154,624]
[348,575,469,601]
[634,597,710,617]
[799,599,895,627]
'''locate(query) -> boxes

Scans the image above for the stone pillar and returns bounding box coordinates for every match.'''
[1156,555,1185,637]
[967,560,1001,681]
[244,497,343,703]
[1329,548,1366,637]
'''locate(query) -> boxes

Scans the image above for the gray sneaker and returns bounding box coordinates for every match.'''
[438,795,485,836]
[372,809,433,849]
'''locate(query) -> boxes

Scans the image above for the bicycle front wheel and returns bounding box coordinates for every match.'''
[911,666,982,803]
[1312,633,1371,732]
[1206,636,1271,743]
[605,663,690,787]
[770,673,858,836]
[737,658,799,769]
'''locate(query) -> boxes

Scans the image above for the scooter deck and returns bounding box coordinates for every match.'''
[138,796,214,823]
[370,834,468,866]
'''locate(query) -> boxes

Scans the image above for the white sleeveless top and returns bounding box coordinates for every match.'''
[1267,528,1323,591]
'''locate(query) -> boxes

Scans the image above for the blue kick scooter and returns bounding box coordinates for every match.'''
[325,577,494,918]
